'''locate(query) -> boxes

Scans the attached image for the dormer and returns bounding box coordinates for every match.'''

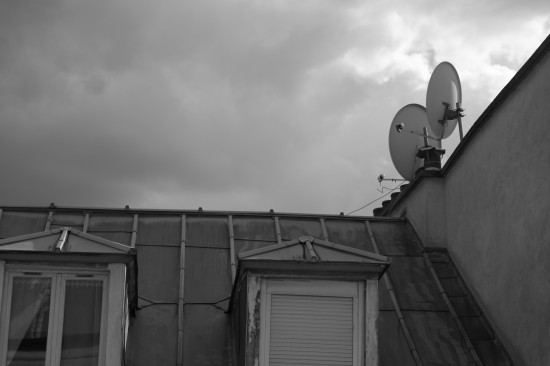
[0,227,136,366]
[229,236,390,366]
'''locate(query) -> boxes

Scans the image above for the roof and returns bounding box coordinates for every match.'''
[0,206,512,365]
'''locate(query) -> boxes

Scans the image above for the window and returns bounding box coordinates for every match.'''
[259,279,364,366]
[0,269,108,366]
[0,228,135,366]
[229,236,389,366]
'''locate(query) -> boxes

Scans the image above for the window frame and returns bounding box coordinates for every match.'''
[0,262,126,366]
[259,278,365,366]
[0,269,109,366]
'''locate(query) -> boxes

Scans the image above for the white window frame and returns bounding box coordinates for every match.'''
[0,261,126,366]
[259,278,365,366]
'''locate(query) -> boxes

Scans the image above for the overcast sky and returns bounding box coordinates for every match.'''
[1,0,549,215]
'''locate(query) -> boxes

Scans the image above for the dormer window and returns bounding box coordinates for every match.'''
[229,236,390,366]
[0,228,136,366]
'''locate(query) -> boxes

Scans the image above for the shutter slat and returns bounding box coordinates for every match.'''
[269,294,354,366]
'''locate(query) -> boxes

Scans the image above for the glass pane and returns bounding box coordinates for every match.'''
[7,277,52,366]
[60,280,103,366]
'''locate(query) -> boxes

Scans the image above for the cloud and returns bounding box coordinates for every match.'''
[0,0,549,214]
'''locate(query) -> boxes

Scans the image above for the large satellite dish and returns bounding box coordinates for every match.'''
[389,104,440,181]
[426,62,462,139]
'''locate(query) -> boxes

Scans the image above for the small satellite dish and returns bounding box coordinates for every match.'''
[389,104,441,181]
[426,62,463,139]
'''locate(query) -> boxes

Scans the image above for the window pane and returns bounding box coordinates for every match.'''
[60,280,103,366]
[7,277,52,366]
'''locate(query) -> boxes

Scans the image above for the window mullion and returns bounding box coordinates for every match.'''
[99,277,109,366]
[355,283,360,365]
[48,273,65,366]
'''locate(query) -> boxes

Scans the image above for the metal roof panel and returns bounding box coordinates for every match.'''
[378,277,394,311]
[88,213,133,231]
[369,221,423,255]
[0,210,48,238]
[183,305,231,366]
[50,211,85,227]
[186,216,230,248]
[136,245,180,302]
[232,216,277,241]
[126,305,178,366]
[184,247,232,303]
[324,219,375,252]
[388,257,447,311]
[278,217,323,241]
[378,310,417,366]
[136,215,181,246]
[403,310,473,365]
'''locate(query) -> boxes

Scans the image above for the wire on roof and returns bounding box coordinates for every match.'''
[137,295,231,312]
[137,296,178,310]
[345,182,404,216]
[182,296,231,312]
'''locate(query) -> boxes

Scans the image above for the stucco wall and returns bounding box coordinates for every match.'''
[393,48,550,366]
[444,50,550,366]
[390,176,446,248]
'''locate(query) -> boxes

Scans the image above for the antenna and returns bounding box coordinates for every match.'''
[395,123,441,142]
[377,174,406,183]
[377,173,406,192]
[426,62,465,140]
[381,62,464,185]
[388,104,442,181]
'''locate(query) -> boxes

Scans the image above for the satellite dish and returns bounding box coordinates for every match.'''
[426,62,462,139]
[389,104,441,181]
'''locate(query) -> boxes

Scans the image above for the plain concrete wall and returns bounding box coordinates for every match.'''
[391,47,550,366]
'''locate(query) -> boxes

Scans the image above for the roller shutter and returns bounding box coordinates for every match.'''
[268,294,354,366]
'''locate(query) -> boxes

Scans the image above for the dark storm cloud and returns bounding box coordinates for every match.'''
[0,0,549,213]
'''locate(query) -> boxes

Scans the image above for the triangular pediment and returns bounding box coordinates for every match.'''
[238,236,389,264]
[0,227,131,254]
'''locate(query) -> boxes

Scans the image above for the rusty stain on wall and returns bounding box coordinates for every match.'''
[246,275,262,366]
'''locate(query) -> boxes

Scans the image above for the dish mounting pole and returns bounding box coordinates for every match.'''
[439,101,465,141]
[456,102,464,140]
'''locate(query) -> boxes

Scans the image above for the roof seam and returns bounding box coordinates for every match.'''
[365,221,424,366]
[424,252,483,365]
